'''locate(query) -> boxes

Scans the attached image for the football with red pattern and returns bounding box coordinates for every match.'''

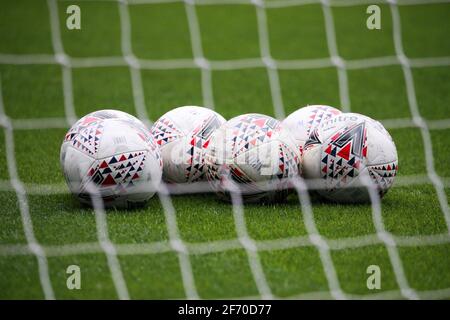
[302,113,398,203]
[205,113,301,203]
[60,113,162,208]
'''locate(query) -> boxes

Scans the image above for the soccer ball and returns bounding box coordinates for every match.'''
[60,116,162,208]
[282,105,341,154]
[302,113,398,203]
[205,113,301,203]
[151,106,226,183]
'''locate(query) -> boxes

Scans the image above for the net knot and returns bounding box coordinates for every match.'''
[378,231,396,247]
[397,54,410,67]
[29,243,45,257]
[195,57,210,70]
[125,55,140,69]
[331,56,345,69]
[101,241,117,255]
[412,116,426,129]
[55,53,70,67]
[262,56,276,69]
[171,239,187,253]
[309,234,328,250]
[251,0,264,7]
[0,115,12,129]
[401,288,419,300]
[239,237,257,252]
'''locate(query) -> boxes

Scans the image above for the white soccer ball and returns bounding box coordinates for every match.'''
[151,106,226,183]
[302,113,398,203]
[205,113,301,203]
[60,116,162,208]
[282,105,341,154]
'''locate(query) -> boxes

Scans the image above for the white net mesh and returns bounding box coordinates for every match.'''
[0,0,449,300]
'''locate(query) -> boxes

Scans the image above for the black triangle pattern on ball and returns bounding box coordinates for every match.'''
[320,123,368,191]
[229,114,276,159]
[151,117,183,147]
[303,105,342,137]
[184,115,223,183]
[80,151,147,195]
[207,114,299,197]
[304,128,321,150]
[367,161,398,197]
[70,122,104,157]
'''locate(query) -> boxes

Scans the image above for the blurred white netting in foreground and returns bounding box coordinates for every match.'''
[0,0,450,300]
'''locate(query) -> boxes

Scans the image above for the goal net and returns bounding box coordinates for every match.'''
[0,0,449,300]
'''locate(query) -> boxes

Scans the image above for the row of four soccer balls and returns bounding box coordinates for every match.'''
[60,106,398,208]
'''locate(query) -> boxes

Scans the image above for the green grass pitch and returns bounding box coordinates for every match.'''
[0,0,450,299]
